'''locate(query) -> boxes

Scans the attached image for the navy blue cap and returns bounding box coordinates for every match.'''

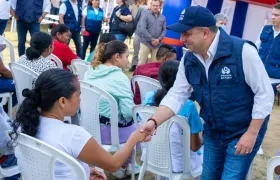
[167,6,216,32]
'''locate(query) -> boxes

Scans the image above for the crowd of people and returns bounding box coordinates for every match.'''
[0,0,280,180]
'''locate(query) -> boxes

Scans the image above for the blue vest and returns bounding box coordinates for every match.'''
[16,0,43,23]
[259,25,280,79]
[184,30,254,140]
[85,7,103,33]
[63,0,82,32]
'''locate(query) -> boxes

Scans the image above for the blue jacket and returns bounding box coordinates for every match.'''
[184,30,254,140]
[63,0,82,32]
[16,0,43,23]
[85,7,103,33]
[259,25,280,79]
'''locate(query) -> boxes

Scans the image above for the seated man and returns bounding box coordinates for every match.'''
[132,44,177,104]
[0,45,17,112]
[0,105,20,180]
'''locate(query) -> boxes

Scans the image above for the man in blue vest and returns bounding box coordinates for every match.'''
[59,0,82,58]
[256,3,280,96]
[10,0,51,56]
[140,6,274,180]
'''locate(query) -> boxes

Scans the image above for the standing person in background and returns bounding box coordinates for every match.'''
[51,0,62,15]
[10,0,51,56]
[214,13,228,29]
[0,0,11,35]
[59,0,83,58]
[129,0,149,72]
[138,0,166,65]
[81,0,107,59]
[109,0,132,42]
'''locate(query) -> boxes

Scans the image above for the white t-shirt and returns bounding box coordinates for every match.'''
[36,117,92,180]
[0,0,11,20]
[59,1,79,21]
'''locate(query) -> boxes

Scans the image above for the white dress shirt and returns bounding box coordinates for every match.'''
[0,0,11,20]
[11,0,50,13]
[161,30,274,120]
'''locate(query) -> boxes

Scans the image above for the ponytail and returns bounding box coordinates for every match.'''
[26,47,41,60]
[92,43,106,68]
[12,88,41,137]
[153,88,168,106]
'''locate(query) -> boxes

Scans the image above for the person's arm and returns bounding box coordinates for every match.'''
[117,7,132,22]
[140,11,153,40]
[0,58,12,79]
[81,8,87,32]
[59,3,66,24]
[158,16,166,41]
[78,128,147,172]
[235,43,274,154]
[10,0,17,19]
[140,57,192,136]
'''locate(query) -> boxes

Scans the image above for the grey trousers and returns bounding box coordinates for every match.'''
[132,34,141,66]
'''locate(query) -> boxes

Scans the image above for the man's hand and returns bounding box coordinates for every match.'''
[38,16,44,23]
[10,9,19,20]
[276,84,280,92]
[151,39,160,46]
[235,131,257,155]
[140,120,157,141]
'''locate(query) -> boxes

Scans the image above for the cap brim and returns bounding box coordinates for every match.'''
[167,23,193,33]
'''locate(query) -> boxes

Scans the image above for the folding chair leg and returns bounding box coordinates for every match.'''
[131,149,136,180]
[137,164,145,180]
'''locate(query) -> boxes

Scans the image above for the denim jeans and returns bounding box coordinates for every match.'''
[82,31,99,59]
[69,30,82,58]
[114,33,127,42]
[0,19,8,35]
[17,20,40,56]
[202,117,268,180]
[1,154,20,180]
[0,77,17,112]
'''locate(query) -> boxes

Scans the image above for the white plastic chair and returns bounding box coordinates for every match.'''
[0,35,15,63]
[0,92,13,118]
[71,59,90,80]
[267,156,280,180]
[131,75,161,103]
[133,105,202,180]
[9,63,39,105]
[48,54,63,69]
[79,81,136,180]
[15,133,87,180]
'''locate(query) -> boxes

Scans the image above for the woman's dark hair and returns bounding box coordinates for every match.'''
[51,24,70,38]
[11,69,77,138]
[98,33,117,44]
[153,60,180,106]
[25,32,52,60]
[92,40,128,68]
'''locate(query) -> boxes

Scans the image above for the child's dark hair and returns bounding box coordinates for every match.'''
[153,60,180,106]
[92,40,128,68]
[98,33,117,44]
[25,32,52,60]
[51,24,70,38]
[11,69,77,139]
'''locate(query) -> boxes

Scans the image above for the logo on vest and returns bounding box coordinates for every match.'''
[221,67,232,80]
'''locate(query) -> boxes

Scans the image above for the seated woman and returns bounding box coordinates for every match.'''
[17,32,57,74]
[51,24,79,70]
[10,69,147,180]
[140,60,204,174]
[83,40,136,178]
[86,32,116,63]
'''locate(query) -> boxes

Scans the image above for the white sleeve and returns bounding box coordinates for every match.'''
[82,8,87,16]
[255,28,263,50]
[11,0,17,10]
[43,0,51,13]
[242,43,274,119]
[71,127,92,158]
[160,57,192,114]
[59,3,67,15]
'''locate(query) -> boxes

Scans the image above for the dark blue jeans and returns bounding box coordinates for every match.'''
[17,20,40,56]
[1,154,20,180]
[82,31,99,59]
[69,30,82,58]
[0,77,17,112]
[0,19,8,35]
[202,117,268,180]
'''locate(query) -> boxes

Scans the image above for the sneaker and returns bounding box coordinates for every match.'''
[112,167,127,178]
[129,65,136,72]
[126,163,141,175]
